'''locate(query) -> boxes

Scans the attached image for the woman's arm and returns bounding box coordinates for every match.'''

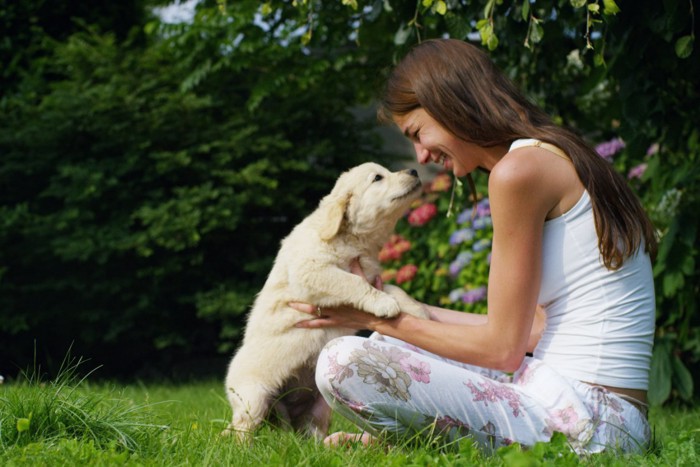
[423,305,488,325]
[424,304,544,353]
[295,150,560,371]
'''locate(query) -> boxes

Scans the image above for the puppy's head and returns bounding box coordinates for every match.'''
[318,162,422,241]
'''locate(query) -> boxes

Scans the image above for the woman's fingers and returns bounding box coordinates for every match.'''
[294,318,322,328]
[288,302,315,314]
[289,302,333,328]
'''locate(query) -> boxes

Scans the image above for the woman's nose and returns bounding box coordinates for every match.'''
[414,142,430,164]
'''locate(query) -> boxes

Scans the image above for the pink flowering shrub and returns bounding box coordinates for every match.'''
[407,202,438,226]
[395,264,418,284]
[380,171,493,314]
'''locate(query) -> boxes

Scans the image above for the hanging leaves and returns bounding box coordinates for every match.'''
[675,35,694,58]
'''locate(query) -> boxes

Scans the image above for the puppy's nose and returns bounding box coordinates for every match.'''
[404,169,419,178]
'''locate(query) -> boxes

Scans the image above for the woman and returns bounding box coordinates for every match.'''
[291,39,656,454]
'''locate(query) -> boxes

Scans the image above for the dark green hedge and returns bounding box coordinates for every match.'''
[0,5,394,379]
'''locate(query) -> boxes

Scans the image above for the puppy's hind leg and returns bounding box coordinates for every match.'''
[305,395,332,441]
[222,382,272,442]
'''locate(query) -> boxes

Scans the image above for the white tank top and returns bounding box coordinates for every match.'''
[510,139,656,390]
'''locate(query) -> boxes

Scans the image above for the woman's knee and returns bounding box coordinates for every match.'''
[315,335,365,394]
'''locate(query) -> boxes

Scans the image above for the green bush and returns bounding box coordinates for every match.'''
[0,5,391,377]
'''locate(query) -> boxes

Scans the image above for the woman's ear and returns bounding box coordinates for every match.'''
[318,193,351,241]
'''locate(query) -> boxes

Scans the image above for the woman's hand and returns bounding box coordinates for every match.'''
[290,258,392,332]
[289,301,391,331]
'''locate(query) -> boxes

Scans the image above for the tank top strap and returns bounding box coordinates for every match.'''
[509,138,571,163]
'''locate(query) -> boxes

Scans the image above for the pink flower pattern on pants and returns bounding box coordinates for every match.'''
[543,405,589,438]
[399,355,431,383]
[328,340,431,403]
[465,379,523,417]
[316,336,650,455]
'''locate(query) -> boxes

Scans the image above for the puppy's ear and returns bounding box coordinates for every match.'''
[318,193,351,241]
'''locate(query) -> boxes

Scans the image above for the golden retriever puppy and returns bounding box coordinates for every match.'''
[222,162,429,442]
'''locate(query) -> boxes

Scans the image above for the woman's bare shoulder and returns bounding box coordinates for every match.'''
[488,147,566,220]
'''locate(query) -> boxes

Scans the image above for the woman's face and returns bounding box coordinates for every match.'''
[394,108,493,177]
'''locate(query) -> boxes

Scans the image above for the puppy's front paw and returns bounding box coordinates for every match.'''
[383,284,429,319]
[220,425,253,444]
[368,294,401,318]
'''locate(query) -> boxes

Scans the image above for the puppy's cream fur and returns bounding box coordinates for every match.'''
[222,162,428,441]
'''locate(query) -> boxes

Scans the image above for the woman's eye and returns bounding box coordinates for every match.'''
[373,174,384,182]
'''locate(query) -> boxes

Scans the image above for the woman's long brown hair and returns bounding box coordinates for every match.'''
[379,39,656,269]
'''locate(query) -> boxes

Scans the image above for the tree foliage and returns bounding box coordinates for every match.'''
[0,1,391,378]
[0,0,156,96]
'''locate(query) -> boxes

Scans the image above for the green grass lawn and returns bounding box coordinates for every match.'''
[1,375,698,466]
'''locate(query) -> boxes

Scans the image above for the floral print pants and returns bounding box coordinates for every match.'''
[316,334,650,454]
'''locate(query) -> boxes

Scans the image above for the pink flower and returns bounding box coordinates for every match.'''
[408,203,437,226]
[646,143,659,156]
[395,264,418,284]
[394,238,411,254]
[380,269,397,282]
[429,173,452,192]
[378,245,399,262]
[378,235,412,262]
[465,379,522,417]
[627,163,647,180]
[399,355,431,383]
[546,406,580,433]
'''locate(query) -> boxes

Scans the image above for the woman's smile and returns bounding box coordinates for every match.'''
[394,108,506,176]
[394,109,476,177]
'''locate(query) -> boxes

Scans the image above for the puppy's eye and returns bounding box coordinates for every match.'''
[373,174,384,182]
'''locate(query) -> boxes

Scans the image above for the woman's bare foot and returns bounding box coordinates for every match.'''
[323,431,376,447]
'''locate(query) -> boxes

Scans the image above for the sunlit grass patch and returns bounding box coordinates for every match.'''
[0,356,168,456]
[0,369,697,466]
